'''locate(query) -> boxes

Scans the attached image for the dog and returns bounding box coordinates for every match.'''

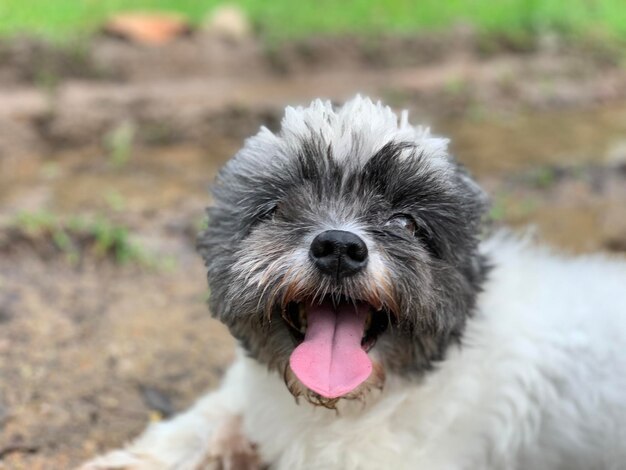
[82,96,626,470]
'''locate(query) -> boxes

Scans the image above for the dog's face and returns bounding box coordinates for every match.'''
[199,97,488,405]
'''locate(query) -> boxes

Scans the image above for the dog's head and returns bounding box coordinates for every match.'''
[198,97,489,406]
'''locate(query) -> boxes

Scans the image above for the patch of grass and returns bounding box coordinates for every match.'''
[443,76,467,96]
[104,190,126,212]
[84,217,142,263]
[8,210,152,266]
[527,166,558,189]
[193,214,209,233]
[489,196,508,222]
[104,121,136,169]
[0,1,626,43]
[488,192,538,223]
[15,210,57,233]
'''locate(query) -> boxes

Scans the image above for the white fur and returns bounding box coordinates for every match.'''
[239,96,451,171]
[83,235,626,470]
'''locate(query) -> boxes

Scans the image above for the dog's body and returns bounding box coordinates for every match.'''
[83,98,626,470]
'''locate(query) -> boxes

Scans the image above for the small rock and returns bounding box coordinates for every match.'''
[204,5,252,42]
[103,12,192,45]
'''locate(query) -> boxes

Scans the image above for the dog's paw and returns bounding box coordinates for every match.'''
[78,449,161,470]
[79,415,261,470]
[200,415,262,470]
[201,446,261,470]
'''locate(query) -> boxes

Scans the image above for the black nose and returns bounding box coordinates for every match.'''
[309,230,368,278]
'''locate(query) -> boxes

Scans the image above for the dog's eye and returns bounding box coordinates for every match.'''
[384,214,416,235]
[256,204,278,223]
[384,214,440,257]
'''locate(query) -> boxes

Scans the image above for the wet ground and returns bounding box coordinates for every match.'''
[0,33,625,469]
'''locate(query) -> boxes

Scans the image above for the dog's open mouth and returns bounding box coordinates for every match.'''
[281,297,389,399]
[281,297,389,350]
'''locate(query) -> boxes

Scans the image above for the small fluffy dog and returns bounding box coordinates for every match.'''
[83,97,626,470]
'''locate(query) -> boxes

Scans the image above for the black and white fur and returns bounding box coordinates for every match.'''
[83,97,626,470]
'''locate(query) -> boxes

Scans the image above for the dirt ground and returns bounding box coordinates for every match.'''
[1,31,626,469]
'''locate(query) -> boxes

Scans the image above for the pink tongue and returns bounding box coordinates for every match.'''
[289,302,372,398]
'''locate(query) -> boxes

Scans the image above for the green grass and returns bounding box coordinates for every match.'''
[0,0,625,42]
[104,120,136,169]
[11,210,151,265]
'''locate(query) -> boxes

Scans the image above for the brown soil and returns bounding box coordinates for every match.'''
[1,31,625,159]
[0,32,625,469]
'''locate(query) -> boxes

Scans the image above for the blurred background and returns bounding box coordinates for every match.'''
[0,1,625,468]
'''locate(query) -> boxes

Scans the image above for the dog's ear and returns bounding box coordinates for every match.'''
[452,161,489,213]
[446,158,489,234]
[451,161,491,288]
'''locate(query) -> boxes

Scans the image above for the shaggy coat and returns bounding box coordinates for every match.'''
[83,97,626,470]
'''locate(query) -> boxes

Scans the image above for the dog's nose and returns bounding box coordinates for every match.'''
[309,230,368,278]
